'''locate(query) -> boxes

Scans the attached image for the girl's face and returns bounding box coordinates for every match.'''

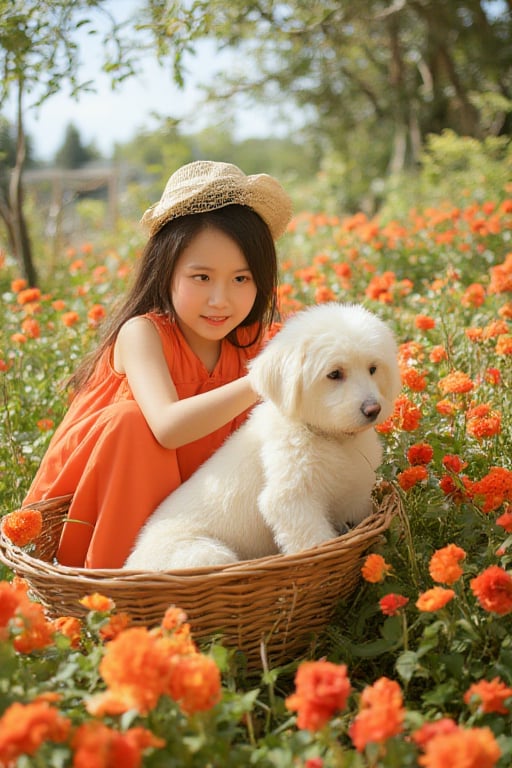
[171,227,258,357]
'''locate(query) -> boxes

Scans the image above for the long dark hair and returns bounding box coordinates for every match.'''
[68,205,279,391]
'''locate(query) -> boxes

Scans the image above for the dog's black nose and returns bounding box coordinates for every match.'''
[360,399,381,420]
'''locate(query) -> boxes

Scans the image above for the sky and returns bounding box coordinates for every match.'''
[13,2,286,162]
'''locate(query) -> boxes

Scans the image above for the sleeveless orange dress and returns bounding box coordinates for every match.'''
[23,313,263,568]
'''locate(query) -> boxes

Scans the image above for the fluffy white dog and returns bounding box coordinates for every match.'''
[124,303,401,571]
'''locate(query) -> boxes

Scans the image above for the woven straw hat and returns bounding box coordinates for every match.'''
[141,160,293,240]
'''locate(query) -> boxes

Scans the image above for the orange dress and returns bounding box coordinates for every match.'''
[23,313,262,568]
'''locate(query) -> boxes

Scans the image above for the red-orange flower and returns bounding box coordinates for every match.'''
[285,661,352,731]
[17,287,42,305]
[464,677,512,714]
[379,593,409,616]
[442,454,468,474]
[398,465,428,490]
[416,587,455,612]
[429,544,466,585]
[470,565,512,615]
[418,726,500,768]
[361,553,392,583]
[349,677,405,752]
[1,508,42,547]
[407,443,434,465]
[0,702,70,765]
[415,314,436,330]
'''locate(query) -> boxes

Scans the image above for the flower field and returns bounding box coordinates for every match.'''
[1,192,512,766]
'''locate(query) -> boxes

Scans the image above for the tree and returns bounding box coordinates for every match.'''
[54,123,100,169]
[145,0,512,209]
[0,0,137,284]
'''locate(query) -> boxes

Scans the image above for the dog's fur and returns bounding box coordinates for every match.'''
[124,303,401,571]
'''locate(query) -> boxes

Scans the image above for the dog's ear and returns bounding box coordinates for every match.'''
[248,336,305,418]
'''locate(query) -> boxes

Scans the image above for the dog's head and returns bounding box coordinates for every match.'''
[248,303,402,435]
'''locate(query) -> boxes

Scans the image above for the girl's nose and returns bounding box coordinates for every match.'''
[208,284,229,307]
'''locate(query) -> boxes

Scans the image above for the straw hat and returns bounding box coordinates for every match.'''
[141,160,293,240]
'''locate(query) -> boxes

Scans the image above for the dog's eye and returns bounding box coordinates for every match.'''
[327,369,344,380]
[369,365,377,375]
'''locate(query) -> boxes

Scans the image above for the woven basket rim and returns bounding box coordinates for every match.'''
[0,482,399,583]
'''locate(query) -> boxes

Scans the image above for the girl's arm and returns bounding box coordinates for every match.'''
[113,316,259,449]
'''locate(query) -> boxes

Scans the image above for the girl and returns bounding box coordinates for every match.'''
[23,160,293,569]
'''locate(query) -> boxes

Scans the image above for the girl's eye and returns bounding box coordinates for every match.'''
[369,365,377,375]
[327,369,344,380]
[192,274,209,282]
[235,275,251,284]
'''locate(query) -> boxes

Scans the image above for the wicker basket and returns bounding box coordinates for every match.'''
[0,482,399,668]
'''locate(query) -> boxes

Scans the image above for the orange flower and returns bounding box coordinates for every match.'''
[484,367,501,385]
[464,677,512,714]
[461,283,486,307]
[16,287,42,305]
[361,553,392,583]
[466,412,501,439]
[99,612,132,642]
[412,718,459,749]
[0,702,70,765]
[401,367,427,392]
[71,721,164,768]
[418,726,500,768]
[12,597,56,653]
[53,616,82,648]
[416,587,455,612]
[415,314,436,330]
[496,507,512,533]
[36,418,54,432]
[20,317,40,339]
[87,627,175,715]
[429,544,466,585]
[349,677,405,752]
[398,465,428,490]
[429,345,448,363]
[438,370,474,395]
[470,565,512,615]
[1,508,42,547]
[285,661,351,732]
[407,443,434,465]
[11,278,27,293]
[87,303,107,326]
[80,593,115,612]
[495,334,512,355]
[168,654,222,715]
[470,467,512,513]
[379,593,409,616]
[376,395,422,433]
[61,311,80,327]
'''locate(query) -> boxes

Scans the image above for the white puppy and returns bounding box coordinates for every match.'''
[124,303,401,571]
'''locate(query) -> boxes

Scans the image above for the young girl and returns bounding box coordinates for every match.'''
[23,160,293,569]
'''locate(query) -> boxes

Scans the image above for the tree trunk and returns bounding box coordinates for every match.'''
[9,76,38,286]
